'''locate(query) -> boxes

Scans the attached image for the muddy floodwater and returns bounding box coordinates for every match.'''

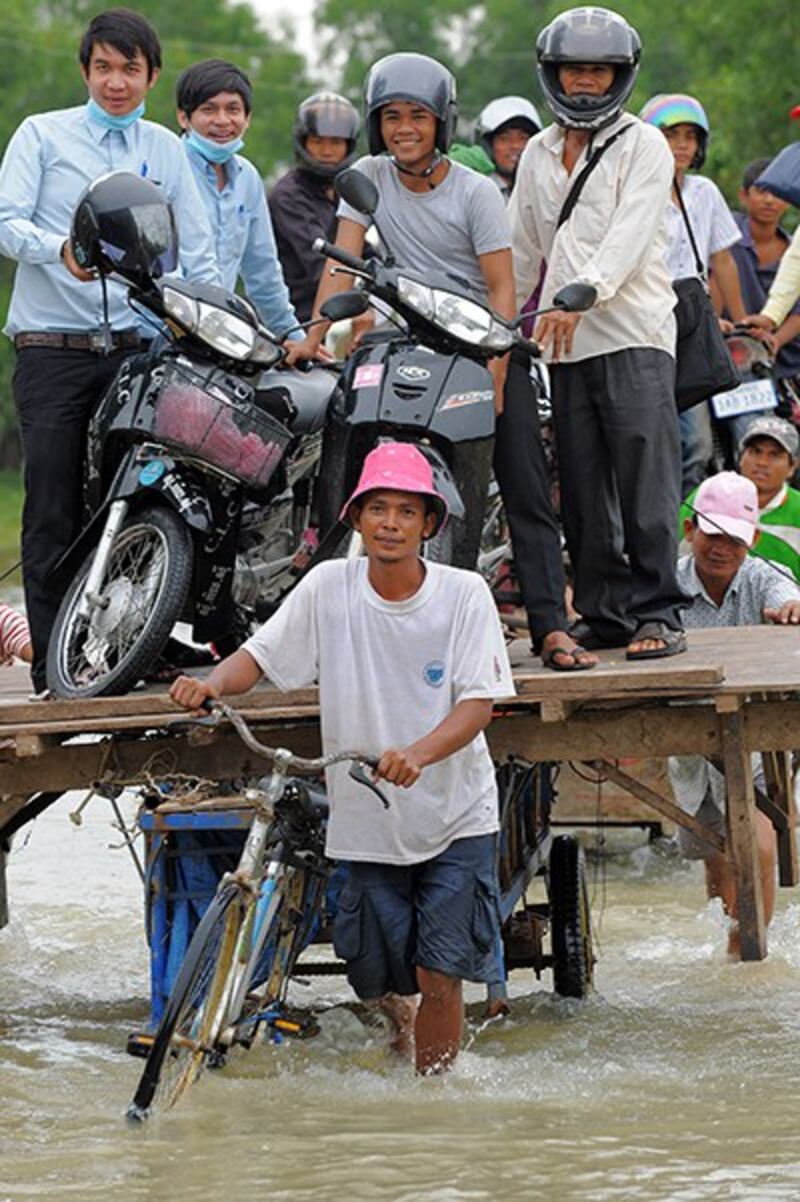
[2,794,800,1202]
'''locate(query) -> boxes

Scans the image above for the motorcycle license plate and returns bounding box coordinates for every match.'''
[711,378,777,420]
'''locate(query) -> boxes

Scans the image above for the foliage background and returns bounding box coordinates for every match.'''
[0,0,798,468]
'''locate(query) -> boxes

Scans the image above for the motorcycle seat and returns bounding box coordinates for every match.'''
[255,367,337,436]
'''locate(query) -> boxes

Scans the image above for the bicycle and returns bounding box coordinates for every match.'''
[126,701,388,1122]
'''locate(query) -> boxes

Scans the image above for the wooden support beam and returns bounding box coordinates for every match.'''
[762,750,798,887]
[719,704,767,961]
[589,760,725,853]
[0,848,7,930]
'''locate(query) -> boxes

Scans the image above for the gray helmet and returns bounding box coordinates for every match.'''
[474,96,542,165]
[536,7,641,131]
[294,92,361,179]
[364,53,458,155]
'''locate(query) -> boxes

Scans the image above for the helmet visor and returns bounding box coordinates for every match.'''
[99,203,179,278]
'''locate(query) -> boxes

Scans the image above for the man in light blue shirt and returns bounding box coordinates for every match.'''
[176,58,309,359]
[0,9,220,694]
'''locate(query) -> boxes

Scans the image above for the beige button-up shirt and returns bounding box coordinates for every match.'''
[509,113,677,364]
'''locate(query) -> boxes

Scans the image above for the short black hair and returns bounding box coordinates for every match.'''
[176,59,253,117]
[742,157,772,191]
[79,9,161,80]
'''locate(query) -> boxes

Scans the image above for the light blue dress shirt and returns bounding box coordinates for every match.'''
[0,103,221,336]
[184,142,298,339]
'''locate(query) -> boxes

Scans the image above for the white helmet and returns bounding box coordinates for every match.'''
[474,96,543,168]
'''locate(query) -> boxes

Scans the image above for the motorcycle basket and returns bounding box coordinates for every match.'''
[151,360,291,489]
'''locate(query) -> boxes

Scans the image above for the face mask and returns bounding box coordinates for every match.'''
[86,97,145,131]
[184,127,245,164]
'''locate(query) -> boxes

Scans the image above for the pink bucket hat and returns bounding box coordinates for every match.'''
[693,471,758,546]
[340,442,449,533]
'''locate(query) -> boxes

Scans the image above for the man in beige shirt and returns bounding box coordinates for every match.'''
[509,6,688,659]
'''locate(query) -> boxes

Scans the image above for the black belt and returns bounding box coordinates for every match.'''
[14,329,142,353]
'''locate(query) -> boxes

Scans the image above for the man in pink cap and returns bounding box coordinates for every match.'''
[669,470,800,956]
[170,442,515,1071]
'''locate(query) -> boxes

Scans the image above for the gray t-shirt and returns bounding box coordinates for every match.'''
[337,154,511,302]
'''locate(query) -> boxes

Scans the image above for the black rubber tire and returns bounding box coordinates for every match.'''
[549,834,594,999]
[127,884,242,1121]
[47,506,193,699]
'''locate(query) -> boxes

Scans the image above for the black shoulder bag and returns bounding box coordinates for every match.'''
[671,179,739,411]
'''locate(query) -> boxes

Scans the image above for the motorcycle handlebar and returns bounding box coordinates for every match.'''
[312,237,370,275]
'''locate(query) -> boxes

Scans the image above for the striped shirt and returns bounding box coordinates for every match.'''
[0,603,31,662]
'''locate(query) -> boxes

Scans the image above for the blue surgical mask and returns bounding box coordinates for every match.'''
[184,127,245,164]
[86,97,145,131]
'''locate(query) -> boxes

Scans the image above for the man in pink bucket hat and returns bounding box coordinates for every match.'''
[668,470,800,957]
[170,441,515,1071]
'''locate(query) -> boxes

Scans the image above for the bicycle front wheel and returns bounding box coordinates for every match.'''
[127,883,243,1121]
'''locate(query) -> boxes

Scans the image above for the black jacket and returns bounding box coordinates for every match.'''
[268,168,338,323]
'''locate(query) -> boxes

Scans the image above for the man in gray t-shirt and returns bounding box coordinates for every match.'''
[337,152,510,302]
[297,51,594,675]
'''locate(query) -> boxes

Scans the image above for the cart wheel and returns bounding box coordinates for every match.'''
[548,835,594,999]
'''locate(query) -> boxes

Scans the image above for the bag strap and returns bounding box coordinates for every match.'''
[556,124,634,230]
[672,176,706,279]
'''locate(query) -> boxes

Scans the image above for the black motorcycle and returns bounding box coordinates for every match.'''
[307,168,594,570]
[47,177,339,700]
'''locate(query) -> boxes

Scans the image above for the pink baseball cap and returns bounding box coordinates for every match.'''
[340,442,449,533]
[693,471,758,546]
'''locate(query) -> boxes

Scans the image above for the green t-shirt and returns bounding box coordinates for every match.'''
[679,483,800,582]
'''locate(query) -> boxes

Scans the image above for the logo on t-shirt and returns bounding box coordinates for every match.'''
[423,660,446,688]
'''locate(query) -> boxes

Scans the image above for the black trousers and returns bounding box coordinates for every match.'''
[494,350,568,649]
[14,346,131,690]
[550,347,687,645]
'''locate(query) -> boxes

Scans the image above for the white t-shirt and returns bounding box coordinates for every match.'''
[664,174,741,280]
[243,558,516,865]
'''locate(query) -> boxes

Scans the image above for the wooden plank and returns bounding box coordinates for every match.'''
[14,733,48,758]
[0,725,323,807]
[0,704,320,740]
[540,700,574,724]
[589,760,725,853]
[762,750,799,887]
[719,705,767,961]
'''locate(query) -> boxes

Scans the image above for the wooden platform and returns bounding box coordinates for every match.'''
[2,625,800,959]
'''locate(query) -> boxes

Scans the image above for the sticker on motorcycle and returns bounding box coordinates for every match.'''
[353,364,384,390]
[440,389,494,411]
[139,460,166,486]
[396,365,431,382]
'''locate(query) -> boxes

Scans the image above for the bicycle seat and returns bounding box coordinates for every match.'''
[256,367,338,436]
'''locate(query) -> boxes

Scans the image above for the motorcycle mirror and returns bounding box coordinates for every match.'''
[552,283,597,313]
[320,291,370,322]
[335,167,379,216]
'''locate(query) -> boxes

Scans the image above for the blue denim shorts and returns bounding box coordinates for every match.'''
[332,833,501,1001]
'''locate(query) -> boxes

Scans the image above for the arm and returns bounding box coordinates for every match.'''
[762,225,800,329]
[508,162,545,311]
[774,313,800,352]
[169,150,221,286]
[376,698,494,787]
[0,120,66,265]
[169,649,263,714]
[240,174,298,340]
[709,248,746,320]
[292,217,369,355]
[479,246,515,414]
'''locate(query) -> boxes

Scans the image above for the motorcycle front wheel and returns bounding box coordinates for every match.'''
[46,505,193,699]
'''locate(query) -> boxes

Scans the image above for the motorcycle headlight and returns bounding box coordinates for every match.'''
[162,287,257,360]
[396,277,513,352]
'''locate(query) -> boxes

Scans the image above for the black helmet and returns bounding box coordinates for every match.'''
[294,91,361,179]
[364,53,458,155]
[71,171,178,283]
[536,7,641,131]
[474,96,543,164]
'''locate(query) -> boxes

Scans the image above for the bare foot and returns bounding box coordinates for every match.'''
[379,992,419,1061]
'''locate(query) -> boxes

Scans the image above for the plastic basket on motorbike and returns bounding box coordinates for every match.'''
[152,359,292,489]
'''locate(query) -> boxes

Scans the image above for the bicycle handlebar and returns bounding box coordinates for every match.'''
[204,701,390,809]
